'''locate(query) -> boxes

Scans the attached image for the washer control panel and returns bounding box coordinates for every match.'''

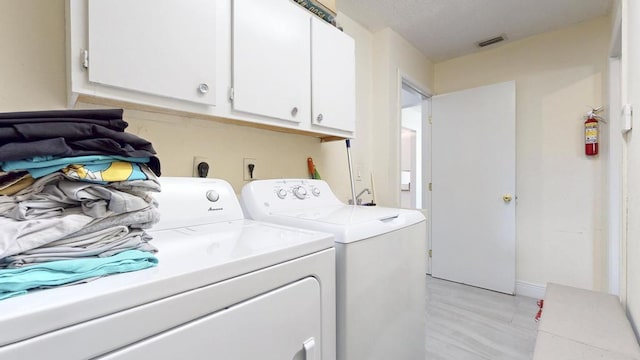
[273,182,322,201]
[241,179,343,215]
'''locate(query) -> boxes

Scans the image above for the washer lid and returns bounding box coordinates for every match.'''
[268,205,426,243]
[0,220,333,347]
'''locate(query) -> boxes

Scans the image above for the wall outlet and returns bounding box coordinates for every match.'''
[243,158,258,181]
[193,156,212,178]
[356,164,363,181]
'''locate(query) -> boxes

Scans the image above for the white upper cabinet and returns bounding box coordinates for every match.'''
[231,0,356,135]
[86,0,216,105]
[67,0,356,139]
[232,0,311,123]
[311,17,356,132]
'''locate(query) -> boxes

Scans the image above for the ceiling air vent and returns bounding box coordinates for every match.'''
[478,34,506,48]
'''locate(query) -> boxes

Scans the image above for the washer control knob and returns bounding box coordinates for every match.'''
[276,189,287,199]
[206,190,220,202]
[293,186,307,199]
[311,187,321,197]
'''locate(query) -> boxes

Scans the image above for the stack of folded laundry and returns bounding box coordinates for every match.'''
[0,109,161,300]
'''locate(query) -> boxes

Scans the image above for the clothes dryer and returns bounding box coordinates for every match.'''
[0,177,336,360]
[241,179,427,360]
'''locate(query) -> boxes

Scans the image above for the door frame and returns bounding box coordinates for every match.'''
[397,69,432,273]
[608,2,623,297]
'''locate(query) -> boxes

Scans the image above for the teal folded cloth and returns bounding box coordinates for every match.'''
[61,162,150,184]
[0,249,158,300]
[1,155,150,179]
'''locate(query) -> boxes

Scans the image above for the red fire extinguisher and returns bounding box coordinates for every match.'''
[585,106,603,156]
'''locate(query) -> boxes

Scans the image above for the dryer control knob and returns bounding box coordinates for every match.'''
[311,187,321,197]
[206,190,220,202]
[293,186,307,199]
[276,188,287,199]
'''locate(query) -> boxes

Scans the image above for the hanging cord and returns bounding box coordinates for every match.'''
[346,139,357,205]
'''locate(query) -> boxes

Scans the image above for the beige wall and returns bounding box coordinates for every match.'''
[0,1,67,111]
[0,1,319,195]
[434,16,611,291]
[0,0,388,196]
[371,28,434,207]
[71,104,322,193]
[4,0,620,305]
[319,13,375,203]
[0,1,433,203]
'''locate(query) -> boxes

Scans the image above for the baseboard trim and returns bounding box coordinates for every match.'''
[516,280,546,298]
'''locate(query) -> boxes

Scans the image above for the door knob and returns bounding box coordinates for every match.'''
[198,83,209,94]
[502,194,513,203]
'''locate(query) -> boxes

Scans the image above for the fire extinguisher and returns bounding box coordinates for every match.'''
[585,106,603,156]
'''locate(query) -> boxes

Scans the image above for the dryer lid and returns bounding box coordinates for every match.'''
[0,220,333,347]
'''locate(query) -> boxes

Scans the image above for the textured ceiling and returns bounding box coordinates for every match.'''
[338,0,614,62]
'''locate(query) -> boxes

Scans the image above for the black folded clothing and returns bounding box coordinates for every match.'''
[0,109,127,131]
[0,137,155,159]
[0,109,161,176]
[0,122,153,147]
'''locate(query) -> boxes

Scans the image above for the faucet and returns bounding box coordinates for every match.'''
[349,188,371,205]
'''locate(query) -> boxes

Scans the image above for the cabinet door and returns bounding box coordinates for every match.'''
[232,0,311,123]
[88,0,216,105]
[311,17,356,132]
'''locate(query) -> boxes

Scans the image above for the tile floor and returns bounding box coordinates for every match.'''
[425,276,540,360]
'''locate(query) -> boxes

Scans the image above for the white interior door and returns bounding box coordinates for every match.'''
[431,81,516,294]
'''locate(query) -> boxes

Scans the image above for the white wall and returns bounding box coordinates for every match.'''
[401,105,423,209]
[400,128,416,208]
[607,0,623,298]
[434,16,611,291]
[621,0,640,338]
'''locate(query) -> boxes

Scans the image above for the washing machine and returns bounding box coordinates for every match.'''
[0,177,336,360]
[241,179,427,360]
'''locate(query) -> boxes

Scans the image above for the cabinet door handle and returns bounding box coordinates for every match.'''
[198,83,209,94]
[303,338,316,360]
[291,107,298,117]
[317,113,323,122]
